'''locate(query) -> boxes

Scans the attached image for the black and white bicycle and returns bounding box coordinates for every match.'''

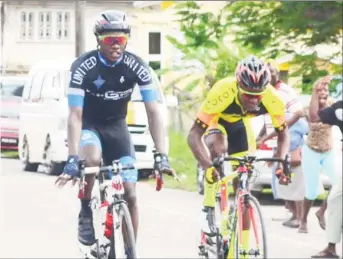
[78,159,137,259]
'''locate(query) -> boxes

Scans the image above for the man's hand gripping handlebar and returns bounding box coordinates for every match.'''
[150,151,180,191]
[211,153,292,185]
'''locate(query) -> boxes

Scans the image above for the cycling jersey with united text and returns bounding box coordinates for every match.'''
[68,50,157,123]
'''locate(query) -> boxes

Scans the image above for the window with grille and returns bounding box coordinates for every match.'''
[56,11,70,40]
[20,11,35,40]
[19,10,71,41]
[147,31,162,83]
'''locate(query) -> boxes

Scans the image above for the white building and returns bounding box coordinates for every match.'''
[0,0,177,76]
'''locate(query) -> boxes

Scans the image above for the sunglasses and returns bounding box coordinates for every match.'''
[98,34,128,46]
[241,92,263,101]
[237,83,265,101]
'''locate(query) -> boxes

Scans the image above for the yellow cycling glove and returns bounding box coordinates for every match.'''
[203,167,218,208]
[205,166,216,184]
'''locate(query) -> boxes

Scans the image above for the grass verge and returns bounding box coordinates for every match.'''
[161,129,197,191]
[1,151,19,158]
[146,129,197,191]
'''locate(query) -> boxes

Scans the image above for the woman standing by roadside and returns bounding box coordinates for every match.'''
[299,76,338,233]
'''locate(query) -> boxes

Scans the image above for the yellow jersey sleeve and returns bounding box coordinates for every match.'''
[196,78,236,125]
[261,85,287,132]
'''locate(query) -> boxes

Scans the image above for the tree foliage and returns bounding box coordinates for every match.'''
[225,1,343,93]
[163,1,248,102]
[165,1,342,95]
[226,1,342,55]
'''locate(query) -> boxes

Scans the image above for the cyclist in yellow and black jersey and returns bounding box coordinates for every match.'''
[187,56,290,247]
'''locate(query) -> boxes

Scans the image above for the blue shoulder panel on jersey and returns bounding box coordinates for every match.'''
[68,94,84,108]
[68,87,85,107]
[140,88,158,102]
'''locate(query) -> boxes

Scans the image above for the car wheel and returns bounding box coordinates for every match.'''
[138,169,152,180]
[21,138,39,172]
[197,164,205,195]
[250,190,262,198]
[42,136,64,176]
[50,162,65,176]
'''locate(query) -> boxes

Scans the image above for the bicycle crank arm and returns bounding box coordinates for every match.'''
[239,248,261,256]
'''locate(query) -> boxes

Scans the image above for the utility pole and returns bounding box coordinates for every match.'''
[74,1,86,57]
[0,1,5,75]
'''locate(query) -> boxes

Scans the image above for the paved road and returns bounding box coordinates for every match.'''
[0,157,342,258]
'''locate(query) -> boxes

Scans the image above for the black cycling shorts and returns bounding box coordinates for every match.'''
[205,118,253,156]
[80,118,137,182]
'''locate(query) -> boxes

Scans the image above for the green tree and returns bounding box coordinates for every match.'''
[165,1,343,94]
[162,1,248,102]
[225,1,343,93]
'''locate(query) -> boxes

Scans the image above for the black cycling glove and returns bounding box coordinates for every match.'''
[153,152,171,173]
[63,155,80,178]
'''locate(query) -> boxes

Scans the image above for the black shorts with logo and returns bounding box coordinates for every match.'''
[80,118,137,182]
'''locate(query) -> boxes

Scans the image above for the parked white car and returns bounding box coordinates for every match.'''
[19,59,173,176]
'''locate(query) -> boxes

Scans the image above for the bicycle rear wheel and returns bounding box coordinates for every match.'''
[234,195,267,258]
[108,202,137,259]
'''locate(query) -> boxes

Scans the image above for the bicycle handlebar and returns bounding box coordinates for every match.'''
[79,160,135,176]
[154,167,180,192]
[78,158,179,191]
[213,154,291,176]
[153,151,180,191]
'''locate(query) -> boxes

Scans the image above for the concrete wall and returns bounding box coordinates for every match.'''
[0,0,176,78]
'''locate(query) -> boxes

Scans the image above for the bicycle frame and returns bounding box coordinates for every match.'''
[211,154,290,258]
[77,159,178,258]
[78,160,135,259]
[211,167,252,258]
[200,172,236,253]
[235,163,261,256]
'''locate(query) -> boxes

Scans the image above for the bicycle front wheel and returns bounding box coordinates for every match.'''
[234,195,267,259]
[108,202,137,259]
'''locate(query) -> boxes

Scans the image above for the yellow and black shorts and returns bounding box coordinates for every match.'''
[204,118,257,164]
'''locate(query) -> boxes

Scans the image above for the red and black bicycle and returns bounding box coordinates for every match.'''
[199,154,290,259]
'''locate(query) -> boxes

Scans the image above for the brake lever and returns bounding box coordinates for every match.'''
[212,154,225,169]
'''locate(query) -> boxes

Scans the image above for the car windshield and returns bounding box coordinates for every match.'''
[0,77,26,97]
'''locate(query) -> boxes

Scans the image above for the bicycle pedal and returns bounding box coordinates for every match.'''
[90,244,107,259]
[198,245,208,257]
[239,248,260,256]
[250,248,260,256]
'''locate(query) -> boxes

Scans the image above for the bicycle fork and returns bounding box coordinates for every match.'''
[236,194,261,257]
[198,182,232,258]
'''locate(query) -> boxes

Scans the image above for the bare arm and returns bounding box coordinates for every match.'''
[144,101,168,154]
[309,76,332,122]
[260,110,302,142]
[187,123,212,170]
[256,123,266,142]
[275,127,290,161]
[309,89,320,123]
[67,107,83,156]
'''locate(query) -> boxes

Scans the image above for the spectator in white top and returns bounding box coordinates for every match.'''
[311,93,342,258]
[256,63,305,227]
